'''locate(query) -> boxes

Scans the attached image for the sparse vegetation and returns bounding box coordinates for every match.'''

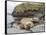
[12,2,45,17]
[16,3,45,13]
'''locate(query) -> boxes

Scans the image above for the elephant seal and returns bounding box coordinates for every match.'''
[17,18,34,30]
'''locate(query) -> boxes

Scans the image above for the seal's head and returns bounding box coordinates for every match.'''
[23,21,34,30]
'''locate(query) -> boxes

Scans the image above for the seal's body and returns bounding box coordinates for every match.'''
[17,18,34,30]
